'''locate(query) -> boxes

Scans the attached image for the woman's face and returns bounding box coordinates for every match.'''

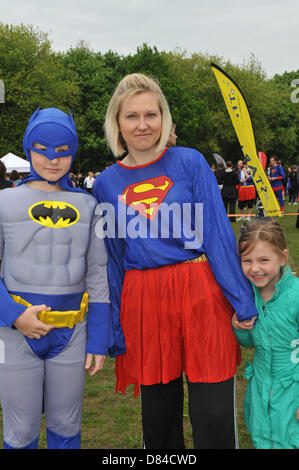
[118,91,162,156]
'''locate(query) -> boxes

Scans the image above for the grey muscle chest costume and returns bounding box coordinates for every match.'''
[0,178,111,448]
[0,184,108,299]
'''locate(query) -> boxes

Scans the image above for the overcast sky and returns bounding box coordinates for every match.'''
[1,0,298,78]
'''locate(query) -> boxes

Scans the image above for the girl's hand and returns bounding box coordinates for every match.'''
[13,305,55,339]
[232,313,257,330]
[85,354,106,377]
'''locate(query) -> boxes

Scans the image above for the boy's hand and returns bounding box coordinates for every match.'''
[13,305,55,339]
[85,354,106,377]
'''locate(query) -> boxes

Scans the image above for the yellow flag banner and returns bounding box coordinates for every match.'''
[211,63,281,217]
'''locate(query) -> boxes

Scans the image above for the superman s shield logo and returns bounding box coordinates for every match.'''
[119,175,174,220]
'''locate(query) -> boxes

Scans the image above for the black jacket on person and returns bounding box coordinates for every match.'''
[214,168,225,185]
[220,170,239,199]
[289,170,298,191]
[0,180,13,190]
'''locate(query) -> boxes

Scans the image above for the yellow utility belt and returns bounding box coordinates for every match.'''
[10,292,89,329]
[183,254,207,263]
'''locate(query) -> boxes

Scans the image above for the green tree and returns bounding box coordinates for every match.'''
[60,43,127,172]
[163,51,286,166]
[0,26,297,173]
[267,70,299,163]
[0,23,78,159]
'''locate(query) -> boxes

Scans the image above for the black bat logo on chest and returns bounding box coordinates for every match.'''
[28,201,80,227]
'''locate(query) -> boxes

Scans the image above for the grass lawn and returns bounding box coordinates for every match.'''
[0,203,298,449]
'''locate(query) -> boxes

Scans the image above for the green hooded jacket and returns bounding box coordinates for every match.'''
[233,266,299,449]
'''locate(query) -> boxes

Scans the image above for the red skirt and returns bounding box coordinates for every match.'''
[115,257,241,397]
[238,185,256,201]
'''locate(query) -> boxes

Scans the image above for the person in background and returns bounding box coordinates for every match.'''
[9,170,22,187]
[75,172,85,189]
[237,160,243,174]
[220,161,239,222]
[214,162,225,190]
[69,172,77,187]
[84,171,95,193]
[288,165,298,205]
[268,156,285,215]
[286,167,292,197]
[0,161,14,189]
[167,122,177,147]
[237,161,256,221]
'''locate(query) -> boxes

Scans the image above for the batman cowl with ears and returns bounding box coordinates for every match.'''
[20,107,85,194]
[0,106,113,450]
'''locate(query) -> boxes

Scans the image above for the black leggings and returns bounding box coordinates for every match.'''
[140,375,237,449]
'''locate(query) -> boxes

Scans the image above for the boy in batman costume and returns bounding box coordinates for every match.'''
[0,108,112,449]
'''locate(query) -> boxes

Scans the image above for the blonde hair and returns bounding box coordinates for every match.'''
[104,73,172,157]
[238,219,288,261]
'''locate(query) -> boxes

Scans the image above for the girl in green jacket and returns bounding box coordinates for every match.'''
[232,219,299,449]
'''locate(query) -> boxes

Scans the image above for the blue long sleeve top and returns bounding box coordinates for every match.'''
[94,147,258,357]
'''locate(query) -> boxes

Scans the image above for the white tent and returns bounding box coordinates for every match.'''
[0,152,30,173]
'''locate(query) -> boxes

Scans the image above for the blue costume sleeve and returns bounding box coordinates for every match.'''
[0,278,27,327]
[92,187,126,357]
[192,151,259,321]
[279,165,285,179]
[86,302,113,355]
[103,234,126,357]
[85,203,114,355]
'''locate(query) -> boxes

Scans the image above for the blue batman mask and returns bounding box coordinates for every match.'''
[21,107,84,192]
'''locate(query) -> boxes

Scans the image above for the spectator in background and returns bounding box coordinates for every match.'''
[9,170,22,187]
[167,122,177,147]
[237,160,243,174]
[268,156,285,215]
[214,162,225,190]
[69,172,76,187]
[220,161,239,223]
[236,160,243,198]
[288,165,298,205]
[84,171,95,193]
[76,172,85,189]
[0,161,14,189]
[286,166,292,196]
[237,161,256,221]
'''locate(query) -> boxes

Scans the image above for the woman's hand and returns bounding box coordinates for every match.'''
[232,312,257,330]
[85,354,106,377]
[13,305,55,339]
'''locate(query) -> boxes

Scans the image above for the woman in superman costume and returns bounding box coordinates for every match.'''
[93,73,258,449]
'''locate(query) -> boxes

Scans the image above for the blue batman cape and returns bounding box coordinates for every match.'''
[20,107,85,193]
